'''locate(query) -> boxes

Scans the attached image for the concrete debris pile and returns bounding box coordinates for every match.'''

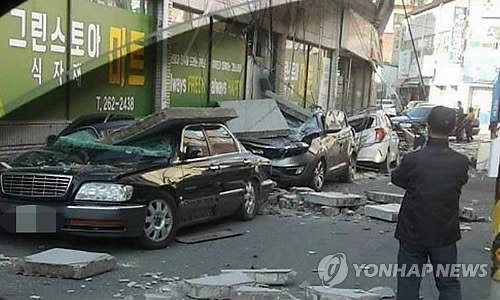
[146,269,300,300]
[259,187,367,219]
[364,204,401,222]
[459,207,487,222]
[365,191,403,204]
[12,248,116,279]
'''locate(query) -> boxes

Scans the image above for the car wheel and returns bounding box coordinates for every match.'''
[237,181,258,221]
[310,159,326,192]
[342,155,356,183]
[139,195,178,250]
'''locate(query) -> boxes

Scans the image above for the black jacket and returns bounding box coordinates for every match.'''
[391,138,469,247]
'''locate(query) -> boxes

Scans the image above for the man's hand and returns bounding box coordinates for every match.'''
[391,153,415,190]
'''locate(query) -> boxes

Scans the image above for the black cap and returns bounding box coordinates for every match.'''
[427,106,456,135]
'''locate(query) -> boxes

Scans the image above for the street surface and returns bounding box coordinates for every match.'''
[0,172,494,300]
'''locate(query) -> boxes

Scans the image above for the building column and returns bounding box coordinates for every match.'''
[156,0,172,110]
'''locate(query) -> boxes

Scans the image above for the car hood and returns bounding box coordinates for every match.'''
[391,115,425,124]
[241,136,311,159]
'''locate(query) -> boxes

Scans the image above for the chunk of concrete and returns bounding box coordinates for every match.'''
[322,206,341,217]
[221,269,297,285]
[367,286,396,299]
[305,287,379,300]
[460,207,479,222]
[302,192,366,208]
[12,248,115,279]
[185,272,255,299]
[364,204,401,222]
[232,286,296,300]
[365,191,403,204]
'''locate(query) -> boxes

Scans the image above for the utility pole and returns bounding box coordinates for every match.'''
[488,74,500,300]
[401,0,427,100]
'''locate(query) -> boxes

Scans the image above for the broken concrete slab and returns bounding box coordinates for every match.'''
[101,107,238,144]
[302,192,366,208]
[218,99,291,139]
[460,207,485,222]
[185,272,255,299]
[220,269,297,285]
[176,229,245,244]
[232,286,296,300]
[12,248,115,279]
[367,286,396,299]
[322,206,341,217]
[305,287,379,300]
[365,191,403,204]
[364,204,401,222]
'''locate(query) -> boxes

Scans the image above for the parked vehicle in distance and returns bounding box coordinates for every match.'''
[241,110,357,192]
[405,100,425,112]
[0,109,273,249]
[348,110,400,172]
[376,99,397,117]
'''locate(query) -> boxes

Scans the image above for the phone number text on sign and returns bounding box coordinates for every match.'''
[96,95,135,112]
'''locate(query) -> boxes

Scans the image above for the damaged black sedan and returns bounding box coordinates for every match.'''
[0,109,273,249]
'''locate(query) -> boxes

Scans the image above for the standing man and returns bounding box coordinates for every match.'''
[392,106,469,300]
[456,101,465,141]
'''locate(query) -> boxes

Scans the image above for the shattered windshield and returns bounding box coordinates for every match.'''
[294,117,321,136]
[11,129,174,167]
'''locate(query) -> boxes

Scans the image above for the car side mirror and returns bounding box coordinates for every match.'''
[46,134,57,145]
[184,145,203,160]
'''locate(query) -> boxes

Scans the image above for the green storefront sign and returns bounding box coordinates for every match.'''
[169,26,246,107]
[0,0,154,119]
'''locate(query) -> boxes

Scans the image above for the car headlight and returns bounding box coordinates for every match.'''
[400,123,412,128]
[75,183,133,202]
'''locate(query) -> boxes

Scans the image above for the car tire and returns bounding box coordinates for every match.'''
[310,159,326,192]
[341,155,356,183]
[139,194,178,250]
[236,181,258,221]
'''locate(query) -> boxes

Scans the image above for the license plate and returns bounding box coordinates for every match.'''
[16,205,57,233]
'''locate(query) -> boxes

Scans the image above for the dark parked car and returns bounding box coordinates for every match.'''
[0,110,273,249]
[241,110,357,192]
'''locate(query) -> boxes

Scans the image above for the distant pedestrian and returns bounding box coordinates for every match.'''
[465,107,475,143]
[456,101,465,141]
[392,106,469,300]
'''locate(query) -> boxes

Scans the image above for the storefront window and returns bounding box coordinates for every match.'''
[87,0,153,15]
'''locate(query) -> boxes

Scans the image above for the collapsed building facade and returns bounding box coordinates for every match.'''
[0,0,394,155]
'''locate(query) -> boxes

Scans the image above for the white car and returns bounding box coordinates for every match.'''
[376,99,397,117]
[348,110,400,172]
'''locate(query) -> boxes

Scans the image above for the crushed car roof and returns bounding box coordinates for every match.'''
[100,107,238,144]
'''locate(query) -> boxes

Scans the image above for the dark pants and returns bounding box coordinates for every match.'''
[397,241,462,300]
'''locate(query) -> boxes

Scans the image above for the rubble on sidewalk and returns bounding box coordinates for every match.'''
[232,286,297,300]
[460,207,486,222]
[305,286,379,300]
[220,269,297,286]
[365,191,403,204]
[176,229,245,244]
[364,204,400,222]
[185,272,255,299]
[301,192,366,208]
[367,286,396,299]
[12,248,115,279]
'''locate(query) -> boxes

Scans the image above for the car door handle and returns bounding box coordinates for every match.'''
[243,159,251,165]
[209,164,220,171]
